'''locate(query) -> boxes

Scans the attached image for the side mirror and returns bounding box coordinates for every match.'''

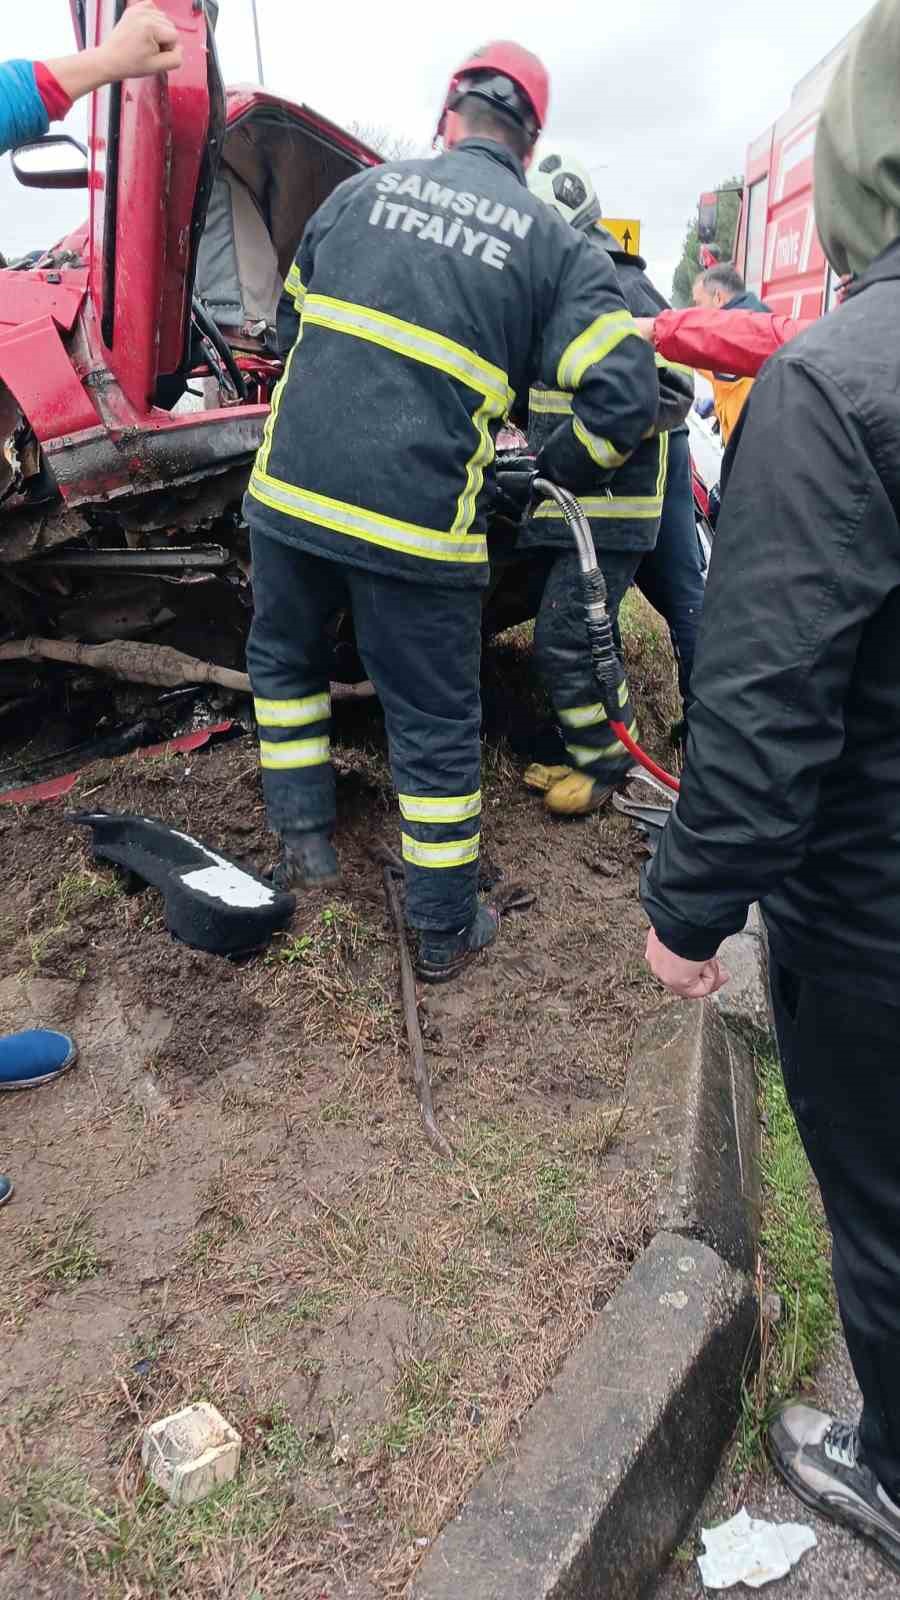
[697,191,719,245]
[11,135,89,191]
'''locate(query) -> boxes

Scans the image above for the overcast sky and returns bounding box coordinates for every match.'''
[1,0,875,291]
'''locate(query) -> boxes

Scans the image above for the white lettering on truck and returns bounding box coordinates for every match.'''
[775,228,801,269]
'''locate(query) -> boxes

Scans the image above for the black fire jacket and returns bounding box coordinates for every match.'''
[522,222,693,554]
[641,237,900,1004]
[245,139,658,588]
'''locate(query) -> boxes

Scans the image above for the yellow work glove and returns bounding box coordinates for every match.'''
[523,763,574,793]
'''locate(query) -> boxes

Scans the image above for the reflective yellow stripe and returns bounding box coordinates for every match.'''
[401,832,481,868]
[259,736,330,770]
[655,353,693,377]
[248,469,488,565]
[565,722,638,766]
[529,387,573,415]
[534,495,663,520]
[398,791,481,823]
[557,310,637,389]
[302,294,512,407]
[257,310,305,476]
[572,416,630,470]
[254,693,329,728]
[656,430,670,497]
[285,264,307,314]
[452,392,505,538]
[558,682,630,728]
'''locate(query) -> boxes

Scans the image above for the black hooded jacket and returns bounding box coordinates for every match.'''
[641,237,900,1003]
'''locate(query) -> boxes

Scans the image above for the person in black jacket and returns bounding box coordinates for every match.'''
[522,152,693,815]
[244,41,658,982]
[642,0,900,1569]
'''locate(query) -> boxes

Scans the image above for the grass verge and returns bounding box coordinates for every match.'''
[735,1050,837,1471]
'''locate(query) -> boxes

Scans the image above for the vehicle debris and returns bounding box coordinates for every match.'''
[373,841,453,1160]
[372,842,537,1158]
[0,720,237,805]
[697,1507,816,1589]
[0,635,251,693]
[71,811,295,956]
[0,0,543,724]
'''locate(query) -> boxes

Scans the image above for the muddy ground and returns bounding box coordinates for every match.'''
[0,602,679,1599]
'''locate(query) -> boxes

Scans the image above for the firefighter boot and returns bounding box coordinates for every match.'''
[416,904,499,985]
[271,830,340,891]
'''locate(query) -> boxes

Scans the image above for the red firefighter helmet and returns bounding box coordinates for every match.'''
[436,41,550,143]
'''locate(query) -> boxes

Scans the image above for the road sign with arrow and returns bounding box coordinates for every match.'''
[602,218,642,255]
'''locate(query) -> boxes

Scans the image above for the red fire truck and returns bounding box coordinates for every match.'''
[698,24,861,318]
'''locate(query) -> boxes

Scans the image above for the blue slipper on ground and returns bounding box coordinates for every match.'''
[0,1175,12,1207]
[0,1030,78,1090]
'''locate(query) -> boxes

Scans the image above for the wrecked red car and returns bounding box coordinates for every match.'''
[0,0,532,728]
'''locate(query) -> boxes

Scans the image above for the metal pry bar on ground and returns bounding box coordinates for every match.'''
[371,842,453,1160]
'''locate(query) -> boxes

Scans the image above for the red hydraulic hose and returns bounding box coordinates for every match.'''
[610,719,680,794]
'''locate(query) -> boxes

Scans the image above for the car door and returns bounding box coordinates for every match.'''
[80,0,225,413]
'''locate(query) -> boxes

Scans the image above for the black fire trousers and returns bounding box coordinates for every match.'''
[246,528,483,933]
[769,955,900,1501]
[532,546,640,788]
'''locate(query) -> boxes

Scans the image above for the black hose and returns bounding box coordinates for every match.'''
[191,298,249,401]
[532,476,681,795]
[533,477,621,717]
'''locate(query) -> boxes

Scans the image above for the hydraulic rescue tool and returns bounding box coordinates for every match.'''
[529,478,681,795]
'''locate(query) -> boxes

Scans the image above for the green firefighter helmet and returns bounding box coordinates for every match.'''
[528,148,601,230]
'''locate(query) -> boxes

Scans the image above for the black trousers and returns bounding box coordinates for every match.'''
[532,546,640,787]
[634,430,706,710]
[770,956,900,1500]
[246,528,483,932]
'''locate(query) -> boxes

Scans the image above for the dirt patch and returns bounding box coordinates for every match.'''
[0,607,678,1598]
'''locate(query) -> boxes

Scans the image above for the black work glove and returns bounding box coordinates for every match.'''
[493,456,538,523]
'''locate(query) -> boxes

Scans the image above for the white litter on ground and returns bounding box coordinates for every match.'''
[697,1508,817,1589]
[142,1400,241,1507]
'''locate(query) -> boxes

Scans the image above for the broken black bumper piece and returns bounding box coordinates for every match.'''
[70,811,295,956]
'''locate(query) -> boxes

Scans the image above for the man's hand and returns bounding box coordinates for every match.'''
[47,2,183,106]
[97,2,183,81]
[633,317,656,343]
[644,926,729,999]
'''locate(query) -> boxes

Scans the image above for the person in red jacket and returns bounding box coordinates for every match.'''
[635,307,812,379]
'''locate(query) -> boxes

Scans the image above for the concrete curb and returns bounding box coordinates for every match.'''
[626,1000,760,1275]
[713,905,771,1039]
[414,944,769,1599]
[413,1234,756,1600]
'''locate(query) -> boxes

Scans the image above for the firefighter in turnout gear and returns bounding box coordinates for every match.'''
[524,151,693,816]
[245,44,658,981]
